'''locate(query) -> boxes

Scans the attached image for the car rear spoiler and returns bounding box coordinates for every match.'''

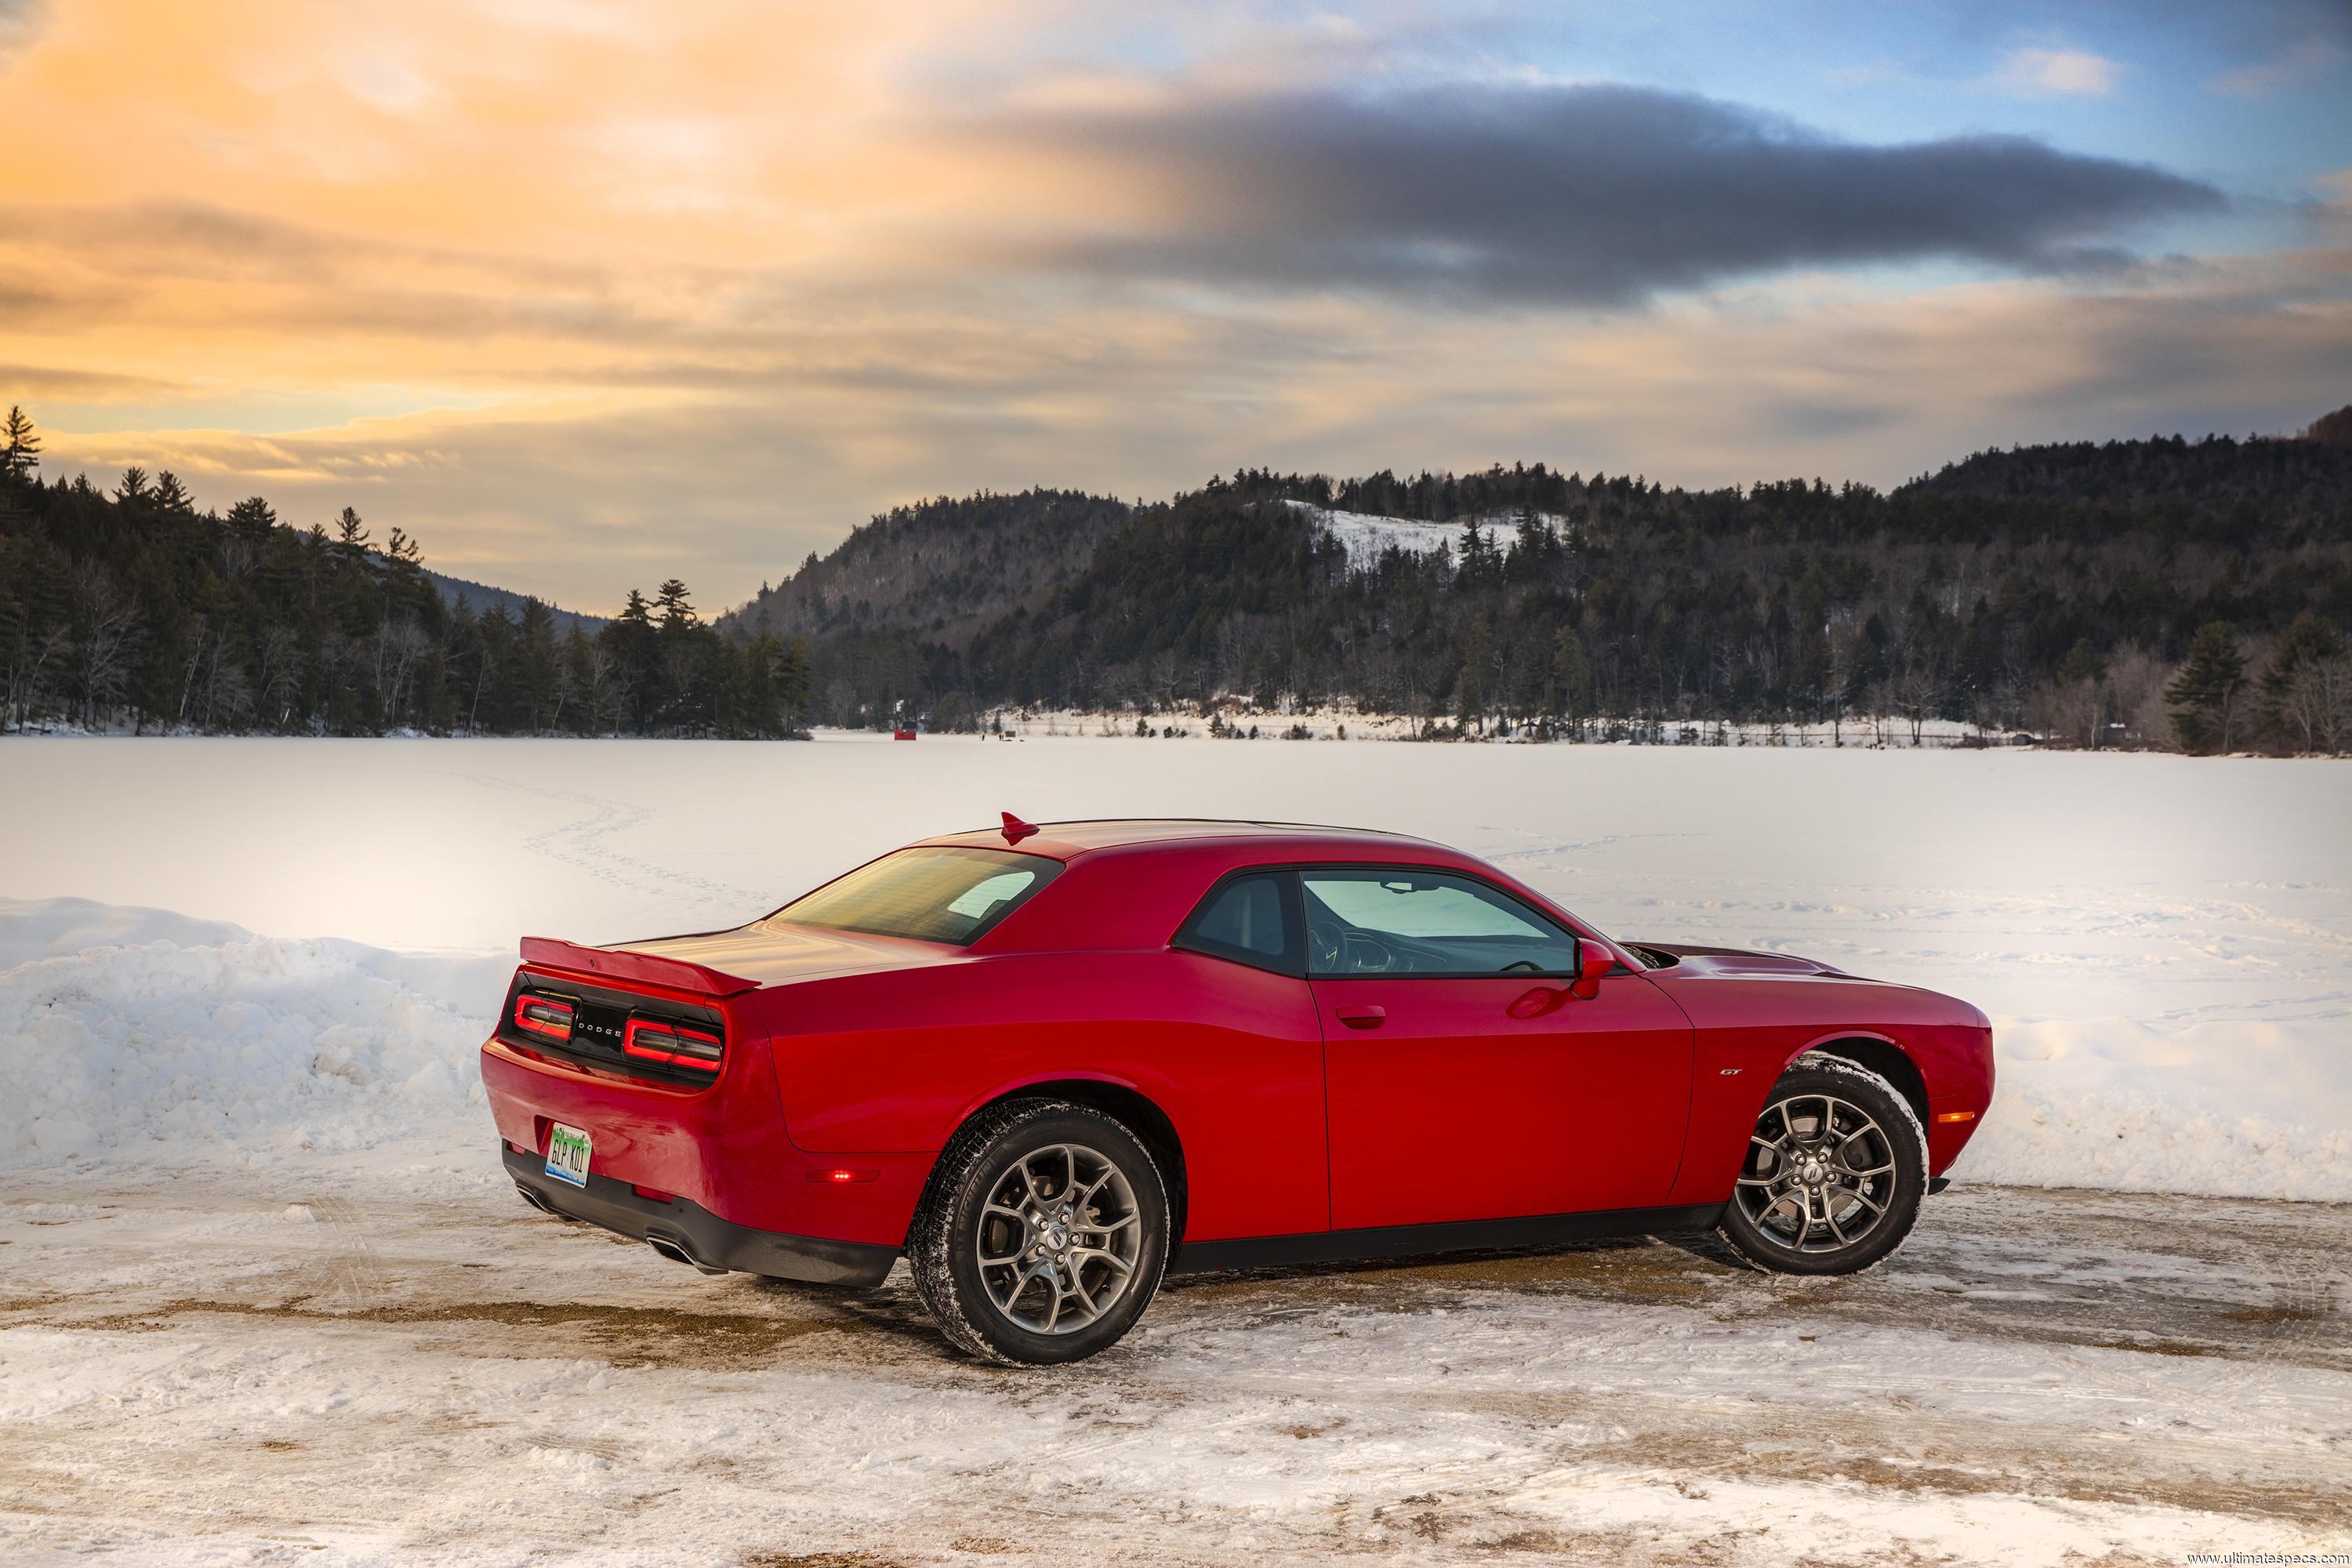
[518,936,761,998]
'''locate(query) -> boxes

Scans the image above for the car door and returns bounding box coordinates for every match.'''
[1305,866,1697,1231]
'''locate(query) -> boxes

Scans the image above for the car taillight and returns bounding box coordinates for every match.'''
[621,1018,723,1072]
[513,994,575,1041]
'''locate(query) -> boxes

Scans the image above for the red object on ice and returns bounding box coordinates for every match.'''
[892,728,916,740]
[479,818,1995,1350]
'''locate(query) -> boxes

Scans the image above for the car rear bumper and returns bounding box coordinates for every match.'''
[503,1145,898,1288]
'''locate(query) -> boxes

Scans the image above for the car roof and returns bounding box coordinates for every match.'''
[917,818,1435,859]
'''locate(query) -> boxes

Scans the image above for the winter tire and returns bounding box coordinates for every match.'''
[1717,1052,1928,1276]
[908,1099,1170,1365]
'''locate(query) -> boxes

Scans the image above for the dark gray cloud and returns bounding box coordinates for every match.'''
[983,82,2227,307]
[0,0,49,53]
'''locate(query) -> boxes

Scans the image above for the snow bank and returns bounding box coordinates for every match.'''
[0,898,500,1172]
[1958,1017,2352,1203]
[5,893,2349,1202]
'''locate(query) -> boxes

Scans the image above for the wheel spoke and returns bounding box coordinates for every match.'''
[985,1269,1021,1312]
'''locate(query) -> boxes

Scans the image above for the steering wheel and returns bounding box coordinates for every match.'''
[1309,920,1343,971]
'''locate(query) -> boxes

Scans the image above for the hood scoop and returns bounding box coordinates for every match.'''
[1634,943,1846,978]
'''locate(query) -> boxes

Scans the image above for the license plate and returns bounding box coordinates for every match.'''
[544,1123,592,1188]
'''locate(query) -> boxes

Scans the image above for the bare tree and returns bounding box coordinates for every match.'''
[2281,655,2352,755]
[199,637,254,728]
[71,562,143,726]
[258,625,305,728]
[2105,645,2173,750]
[374,616,427,728]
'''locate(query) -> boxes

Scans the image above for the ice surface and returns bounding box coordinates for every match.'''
[1,735,2347,1199]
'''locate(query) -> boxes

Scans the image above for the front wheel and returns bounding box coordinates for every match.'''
[1717,1053,1927,1275]
[908,1099,1170,1365]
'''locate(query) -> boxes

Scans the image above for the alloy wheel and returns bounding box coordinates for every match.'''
[973,1142,1145,1334]
[1734,1091,1900,1254]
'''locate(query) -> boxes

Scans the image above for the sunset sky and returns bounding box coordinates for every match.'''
[4,0,2348,612]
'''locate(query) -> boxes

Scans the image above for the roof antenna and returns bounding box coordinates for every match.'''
[1000,811,1040,845]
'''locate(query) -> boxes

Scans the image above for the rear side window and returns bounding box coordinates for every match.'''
[772,846,1062,946]
[1174,870,1304,976]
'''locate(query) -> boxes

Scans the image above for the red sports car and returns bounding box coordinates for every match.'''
[482,817,1993,1364]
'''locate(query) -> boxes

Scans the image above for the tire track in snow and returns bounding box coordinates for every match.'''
[459,774,775,912]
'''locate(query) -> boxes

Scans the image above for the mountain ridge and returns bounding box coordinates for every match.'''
[716,408,2352,748]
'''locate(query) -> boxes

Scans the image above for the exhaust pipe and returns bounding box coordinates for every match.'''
[648,1233,728,1276]
[515,1181,557,1215]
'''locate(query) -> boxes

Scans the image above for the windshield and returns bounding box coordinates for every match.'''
[771,846,1062,946]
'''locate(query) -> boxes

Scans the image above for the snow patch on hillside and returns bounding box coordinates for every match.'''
[1285,498,1562,573]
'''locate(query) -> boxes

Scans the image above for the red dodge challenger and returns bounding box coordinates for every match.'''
[482,817,1994,1364]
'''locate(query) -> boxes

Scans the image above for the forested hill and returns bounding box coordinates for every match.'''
[746,409,2352,753]
[1907,428,2352,517]
[0,412,813,738]
[717,488,1131,645]
[424,568,604,638]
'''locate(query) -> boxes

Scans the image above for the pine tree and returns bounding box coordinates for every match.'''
[334,506,371,564]
[1457,613,1492,730]
[2165,622,2247,754]
[226,496,278,557]
[1,405,39,492]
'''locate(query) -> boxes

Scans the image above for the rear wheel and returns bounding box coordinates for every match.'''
[1717,1053,1927,1275]
[908,1099,1169,1364]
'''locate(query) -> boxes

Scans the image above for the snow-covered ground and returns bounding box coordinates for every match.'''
[2,736,2349,1563]
[3,1175,2347,1566]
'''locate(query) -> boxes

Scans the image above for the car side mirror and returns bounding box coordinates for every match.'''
[1569,938,1612,1000]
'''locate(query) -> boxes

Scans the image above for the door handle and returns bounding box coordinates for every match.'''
[1334,1004,1386,1030]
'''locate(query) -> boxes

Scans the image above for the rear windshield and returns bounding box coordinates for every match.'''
[771,846,1062,946]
